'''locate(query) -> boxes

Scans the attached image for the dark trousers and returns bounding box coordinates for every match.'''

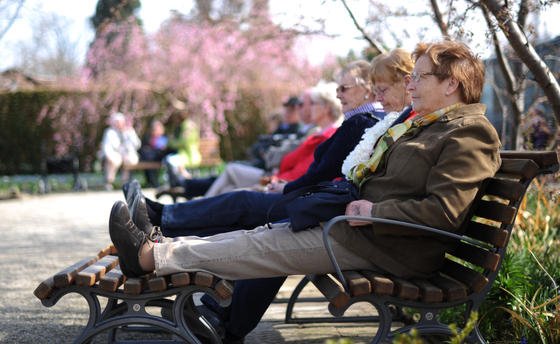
[160,190,290,339]
[180,176,217,199]
[202,277,286,340]
[161,190,285,238]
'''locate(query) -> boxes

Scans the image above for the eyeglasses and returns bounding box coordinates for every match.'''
[375,86,390,96]
[336,84,358,93]
[410,71,438,83]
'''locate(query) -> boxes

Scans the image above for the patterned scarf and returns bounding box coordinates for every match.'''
[349,103,463,186]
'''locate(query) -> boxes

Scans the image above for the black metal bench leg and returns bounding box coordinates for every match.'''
[468,326,487,344]
[366,301,393,344]
[176,292,223,344]
[72,290,103,344]
[284,276,310,323]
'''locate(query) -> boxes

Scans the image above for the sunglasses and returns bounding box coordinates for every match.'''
[336,84,358,93]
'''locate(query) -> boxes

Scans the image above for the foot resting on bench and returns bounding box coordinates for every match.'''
[109,201,156,277]
[123,180,163,226]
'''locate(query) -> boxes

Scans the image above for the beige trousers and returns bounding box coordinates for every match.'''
[153,222,372,280]
[204,162,265,197]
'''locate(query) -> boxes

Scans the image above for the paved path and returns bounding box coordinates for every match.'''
[0,190,375,343]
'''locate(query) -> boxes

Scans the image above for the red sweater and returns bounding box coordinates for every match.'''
[276,126,338,181]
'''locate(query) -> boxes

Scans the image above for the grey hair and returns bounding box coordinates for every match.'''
[310,81,343,120]
[334,60,373,91]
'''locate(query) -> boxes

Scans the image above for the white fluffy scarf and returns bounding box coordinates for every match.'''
[341,111,401,179]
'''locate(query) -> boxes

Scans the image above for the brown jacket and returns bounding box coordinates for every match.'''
[330,103,501,278]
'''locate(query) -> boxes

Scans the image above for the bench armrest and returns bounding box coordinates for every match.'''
[321,215,481,292]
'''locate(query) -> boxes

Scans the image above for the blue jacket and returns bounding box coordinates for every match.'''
[284,111,383,194]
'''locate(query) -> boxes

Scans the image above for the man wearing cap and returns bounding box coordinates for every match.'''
[272,96,303,135]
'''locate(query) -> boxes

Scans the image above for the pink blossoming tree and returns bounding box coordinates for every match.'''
[40,8,329,165]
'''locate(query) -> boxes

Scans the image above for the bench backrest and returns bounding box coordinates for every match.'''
[199,137,222,167]
[440,151,558,298]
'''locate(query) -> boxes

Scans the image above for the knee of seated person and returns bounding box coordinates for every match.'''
[236,190,257,206]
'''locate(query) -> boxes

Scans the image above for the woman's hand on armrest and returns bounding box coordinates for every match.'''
[345,200,374,226]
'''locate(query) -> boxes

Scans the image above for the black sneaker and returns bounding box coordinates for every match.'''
[123,180,155,236]
[108,201,151,277]
[122,179,140,208]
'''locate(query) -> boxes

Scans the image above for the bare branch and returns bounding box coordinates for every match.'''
[480,4,517,97]
[517,0,529,29]
[339,0,385,54]
[480,3,524,149]
[429,0,449,37]
[481,0,560,123]
[0,0,25,42]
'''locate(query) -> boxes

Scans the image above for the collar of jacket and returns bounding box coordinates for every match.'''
[437,103,486,122]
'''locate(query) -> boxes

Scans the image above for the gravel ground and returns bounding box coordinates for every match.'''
[0,190,376,344]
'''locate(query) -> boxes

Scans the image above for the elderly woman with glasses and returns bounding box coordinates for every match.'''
[371,48,415,114]
[342,48,417,179]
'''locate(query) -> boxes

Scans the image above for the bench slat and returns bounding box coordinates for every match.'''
[463,221,508,247]
[500,151,559,172]
[194,272,214,287]
[442,259,488,293]
[148,276,168,292]
[171,272,191,287]
[100,267,125,292]
[76,255,119,287]
[53,256,98,288]
[392,277,420,300]
[97,245,117,258]
[453,242,501,271]
[499,159,539,179]
[34,277,55,300]
[124,276,148,295]
[308,274,350,309]
[412,279,443,303]
[430,274,468,302]
[215,279,234,300]
[361,271,394,295]
[473,200,517,224]
[342,271,371,296]
[484,178,525,201]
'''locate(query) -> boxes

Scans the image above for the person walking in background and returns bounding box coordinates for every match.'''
[99,112,141,190]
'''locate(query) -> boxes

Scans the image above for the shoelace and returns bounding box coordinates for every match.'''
[148,226,163,243]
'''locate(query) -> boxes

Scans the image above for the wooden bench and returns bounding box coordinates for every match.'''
[34,150,558,343]
[284,150,557,342]
[154,137,223,201]
[122,137,223,187]
[122,160,163,173]
[34,245,234,343]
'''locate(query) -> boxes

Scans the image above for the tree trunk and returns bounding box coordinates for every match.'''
[481,0,560,125]
[480,4,524,149]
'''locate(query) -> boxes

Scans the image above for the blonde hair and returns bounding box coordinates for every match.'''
[370,48,414,84]
[413,40,485,103]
